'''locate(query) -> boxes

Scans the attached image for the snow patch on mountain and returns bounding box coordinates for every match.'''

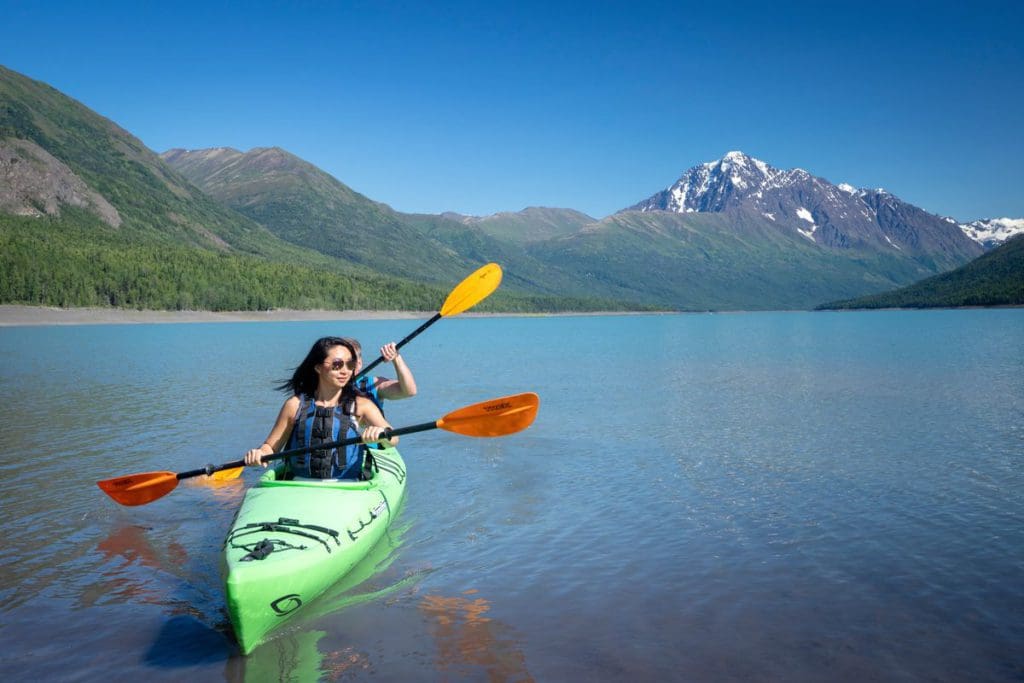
[796,207,817,240]
[959,217,1024,248]
[884,235,902,250]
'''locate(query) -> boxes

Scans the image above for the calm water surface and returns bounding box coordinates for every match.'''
[1,311,1022,681]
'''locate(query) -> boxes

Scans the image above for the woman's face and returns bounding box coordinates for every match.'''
[315,344,357,389]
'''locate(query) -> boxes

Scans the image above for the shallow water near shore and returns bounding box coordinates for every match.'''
[1,310,1022,681]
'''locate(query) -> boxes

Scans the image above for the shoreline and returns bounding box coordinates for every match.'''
[0,304,668,327]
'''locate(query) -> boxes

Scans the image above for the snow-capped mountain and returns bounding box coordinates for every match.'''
[624,151,984,267]
[957,217,1024,249]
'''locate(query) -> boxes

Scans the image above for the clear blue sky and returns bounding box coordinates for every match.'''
[3,0,1022,220]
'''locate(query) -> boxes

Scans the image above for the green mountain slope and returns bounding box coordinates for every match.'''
[459,207,597,244]
[818,234,1024,309]
[0,65,458,310]
[528,210,944,310]
[162,147,626,303]
[1,66,278,253]
[161,146,479,282]
[0,66,630,312]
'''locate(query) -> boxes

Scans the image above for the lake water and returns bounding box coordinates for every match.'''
[1,310,1022,682]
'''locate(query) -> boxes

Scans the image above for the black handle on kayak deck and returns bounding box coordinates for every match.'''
[179,420,440,480]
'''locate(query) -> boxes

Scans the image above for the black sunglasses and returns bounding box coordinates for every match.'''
[326,358,357,371]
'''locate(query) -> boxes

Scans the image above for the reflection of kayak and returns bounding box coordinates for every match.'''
[223,446,407,655]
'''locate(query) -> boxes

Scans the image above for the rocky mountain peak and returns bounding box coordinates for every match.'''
[622,152,984,266]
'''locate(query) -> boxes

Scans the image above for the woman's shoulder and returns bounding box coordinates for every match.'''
[352,393,381,414]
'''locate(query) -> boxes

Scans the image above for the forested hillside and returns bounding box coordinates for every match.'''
[0,66,618,312]
[819,234,1024,309]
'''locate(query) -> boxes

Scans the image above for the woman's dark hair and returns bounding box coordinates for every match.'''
[276,336,359,397]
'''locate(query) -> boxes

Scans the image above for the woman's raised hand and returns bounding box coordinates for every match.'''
[380,342,399,362]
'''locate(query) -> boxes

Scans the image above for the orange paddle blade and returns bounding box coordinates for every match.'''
[440,263,502,317]
[97,471,179,507]
[437,392,539,437]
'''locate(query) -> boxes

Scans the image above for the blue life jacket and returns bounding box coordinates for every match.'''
[355,375,384,414]
[286,394,365,479]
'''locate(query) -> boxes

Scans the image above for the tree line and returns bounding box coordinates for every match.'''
[0,215,627,313]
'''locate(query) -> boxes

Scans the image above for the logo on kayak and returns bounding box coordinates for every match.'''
[270,593,302,616]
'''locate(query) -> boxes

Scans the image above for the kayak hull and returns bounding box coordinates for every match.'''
[223,446,407,654]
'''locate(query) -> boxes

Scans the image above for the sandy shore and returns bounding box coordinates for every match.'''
[0,305,440,326]
[0,305,663,327]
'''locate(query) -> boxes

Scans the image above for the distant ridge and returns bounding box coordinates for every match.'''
[818,234,1024,309]
[460,206,597,244]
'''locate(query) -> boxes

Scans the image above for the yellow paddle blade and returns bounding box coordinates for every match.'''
[97,471,179,507]
[436,392,539,437]
[439,263,502,317]
[206,466,244,481]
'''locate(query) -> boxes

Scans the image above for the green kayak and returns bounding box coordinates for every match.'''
[223,445,407,654]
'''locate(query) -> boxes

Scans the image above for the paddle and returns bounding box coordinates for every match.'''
[97,392,539,507]
[206,262,502,482]
[356,261,502,379]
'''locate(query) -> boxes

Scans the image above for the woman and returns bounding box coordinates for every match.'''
[244,337,397,479]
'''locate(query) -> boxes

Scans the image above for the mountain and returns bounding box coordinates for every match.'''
[4,63,1011,313]
[0,65,625,312]
[627,151,983,272]
[958,217,1024,249]
[0,66,478,311]
[162,147,997,311]
[818,234,1024,309]
[0,66,282,253]
[525,209,947,310]
[511,151,988,310]
[161,146,477,283]
[162,148,615,302]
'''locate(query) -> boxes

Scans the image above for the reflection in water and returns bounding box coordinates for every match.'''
[97,524,188,572]
[420,590,534,682]
[185,473,247,509]
[225,628,373,682]
[226,630,326,683]
[81,524,192,607]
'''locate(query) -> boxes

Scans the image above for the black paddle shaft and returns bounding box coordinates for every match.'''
[179,419,440,480]
[355,312,441,378]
